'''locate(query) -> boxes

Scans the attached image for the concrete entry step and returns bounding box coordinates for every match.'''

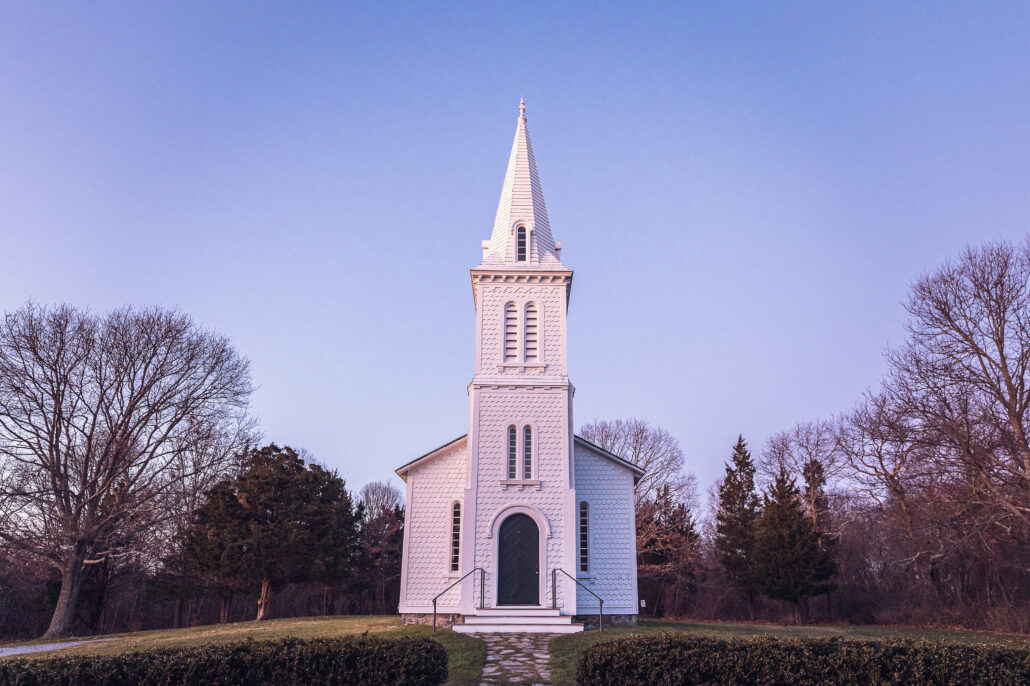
[464,615,572,625]
[452,622,583,634]
[473,607,561,617]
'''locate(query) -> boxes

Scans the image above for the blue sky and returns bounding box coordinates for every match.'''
[2,3,1029,496]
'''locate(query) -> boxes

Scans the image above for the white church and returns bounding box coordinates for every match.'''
[396,102,642,633]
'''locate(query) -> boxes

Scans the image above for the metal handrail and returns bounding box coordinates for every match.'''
[551,568,605,632]
[431,567,484,632]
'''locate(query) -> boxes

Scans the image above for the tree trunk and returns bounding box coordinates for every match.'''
[219,594,232,624]
[255,578,272,621]
[325,586,336,616]
[44,559,85,637]
[87,563,110,635]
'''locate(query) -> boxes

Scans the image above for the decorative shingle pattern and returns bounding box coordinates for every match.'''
[573,443,640,614]
[474,388,569,609]
[477,282,567,378]
[402,441,467,611]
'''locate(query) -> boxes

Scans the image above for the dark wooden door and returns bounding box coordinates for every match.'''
[497,514,539,605]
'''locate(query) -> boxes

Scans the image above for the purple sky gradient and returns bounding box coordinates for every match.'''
[2,3,1029,497]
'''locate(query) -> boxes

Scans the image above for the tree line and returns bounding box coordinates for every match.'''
[2,238,1028,637]
[0,304,403,639]
[583,239,1030,632]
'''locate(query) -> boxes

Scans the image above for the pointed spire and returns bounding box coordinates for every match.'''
[480,101,562,267]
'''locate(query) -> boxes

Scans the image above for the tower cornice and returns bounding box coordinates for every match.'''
[469,268,573,308]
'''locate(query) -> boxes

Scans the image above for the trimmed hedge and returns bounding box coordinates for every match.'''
[0,636,448,686]
[577,633,1030,686]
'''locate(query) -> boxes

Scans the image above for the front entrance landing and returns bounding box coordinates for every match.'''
[452,607,583,634]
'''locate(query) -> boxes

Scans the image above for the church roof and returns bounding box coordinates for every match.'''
[395,434,467,480]
[478,100,565,269]
[574,435,645,484]
[395,433,644,484]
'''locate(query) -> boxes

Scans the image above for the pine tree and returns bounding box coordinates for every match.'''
[753,467,836,622]
[714,435,761,611]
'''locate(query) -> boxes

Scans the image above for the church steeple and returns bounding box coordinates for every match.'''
[480,100,563,267]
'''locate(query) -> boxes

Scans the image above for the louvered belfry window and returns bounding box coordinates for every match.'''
[524,302,538,362]
[507,425,517,479]
[579,502,589,572]
[450,503,461,572]
[523,425,533,479]
[516,226,527,261]
[504,302,518,361]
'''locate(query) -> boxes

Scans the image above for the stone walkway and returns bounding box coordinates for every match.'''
[478,632,558,686]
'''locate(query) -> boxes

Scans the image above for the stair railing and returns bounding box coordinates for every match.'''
[431,567,484,632]
[551,568,605,632]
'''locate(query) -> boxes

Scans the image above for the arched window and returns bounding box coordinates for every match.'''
[579,502,589,572]
[504,302,518,361]
[516,226,527,262]
[524,302,538,362]
[523,425,533,479]
[450,503,461,572]
[507,425,517,479]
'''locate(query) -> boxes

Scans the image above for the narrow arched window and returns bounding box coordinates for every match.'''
[579,502,589,572]
[524,302,538,362]
[450,503,461,572]
[516,226,527,262]
[504,302,518,361]
[523,425,533,479]
[507,425,517,479]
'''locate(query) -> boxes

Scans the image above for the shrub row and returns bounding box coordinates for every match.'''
[0,636,448,686]
[577,633,1030,686]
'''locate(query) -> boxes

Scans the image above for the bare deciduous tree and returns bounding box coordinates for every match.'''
[358,480,402,520]
[761,420,846,520]
[579,418,692,505]
[0,303,253,636]
[888,240,1030,529]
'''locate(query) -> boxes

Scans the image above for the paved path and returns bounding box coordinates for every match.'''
[478,632,558,686]
[0,638,114,658]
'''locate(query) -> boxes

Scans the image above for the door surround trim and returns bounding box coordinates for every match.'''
[487,505,550,607]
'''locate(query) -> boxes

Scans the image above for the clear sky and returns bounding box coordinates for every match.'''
[2,3,1029,496]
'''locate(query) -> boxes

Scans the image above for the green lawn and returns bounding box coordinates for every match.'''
[549,619,1030,686]
[0,615,485,686]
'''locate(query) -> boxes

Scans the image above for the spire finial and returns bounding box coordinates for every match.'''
[519,98,526,119]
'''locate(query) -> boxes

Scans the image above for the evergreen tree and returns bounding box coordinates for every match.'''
[356,504,405,615]
[714,435,761,611]
[175,480,251,622]
[753,467,836,622]
[636,484,703,616]
[176,444,360,622]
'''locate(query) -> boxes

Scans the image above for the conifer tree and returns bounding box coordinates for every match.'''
[714,435,761,611]
[175,480,251,622]
[176,444,360,622]
[753,467,836,622]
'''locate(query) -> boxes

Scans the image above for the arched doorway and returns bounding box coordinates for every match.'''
[497,513,540,605]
